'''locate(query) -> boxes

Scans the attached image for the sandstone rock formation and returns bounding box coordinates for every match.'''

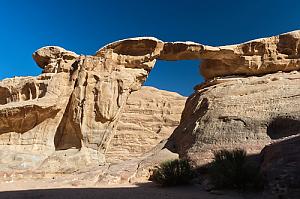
[158,30,300,80]
[260,135,300,197]
[0,40,162,166]
[168,71,300,165]
[106,86,186,163]
[94,30,300,81]
[0,30,299,186]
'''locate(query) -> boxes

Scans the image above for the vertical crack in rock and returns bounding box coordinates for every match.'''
[54,94,83,150]
[0,87,10,105]
[51,38,164,162]
[54,56,85,150]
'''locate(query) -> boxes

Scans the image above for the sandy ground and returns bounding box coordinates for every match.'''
[0,180,266,199]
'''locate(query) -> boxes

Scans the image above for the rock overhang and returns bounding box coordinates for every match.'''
[33,46,79,69]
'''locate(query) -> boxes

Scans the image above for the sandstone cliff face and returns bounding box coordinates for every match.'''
[0,39,163,167]
[0,51,185,178]
[168,71,300,165]
[106,86,186,163]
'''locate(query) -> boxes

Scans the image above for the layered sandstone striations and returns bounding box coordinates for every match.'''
[158,30,300,79]
[0,39,186,176]
[168,71,300,165]
[106,86,186,163]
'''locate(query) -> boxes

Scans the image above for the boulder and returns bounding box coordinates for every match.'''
[260,135,300,197]
[168,71,300,165]
[33,46,79,73]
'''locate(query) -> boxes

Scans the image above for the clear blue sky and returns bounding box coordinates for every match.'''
[0,0,300,96]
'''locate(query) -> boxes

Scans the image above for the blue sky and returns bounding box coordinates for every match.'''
[0,0,300,96]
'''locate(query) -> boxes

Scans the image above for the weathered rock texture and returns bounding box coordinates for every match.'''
[0,30,300,185]
[169,71,300,165]
[260,135,300,197]
[0,39,186,180]
[106,86,186,163]
[158,30,300,79]
[97,30,300,81]
[0,40,163,166]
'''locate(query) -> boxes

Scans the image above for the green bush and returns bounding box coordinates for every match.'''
[209,149,263,191]
[150,159,194,186]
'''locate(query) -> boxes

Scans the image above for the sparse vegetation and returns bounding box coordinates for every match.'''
[209,149,263,191]
[150,159,194,186]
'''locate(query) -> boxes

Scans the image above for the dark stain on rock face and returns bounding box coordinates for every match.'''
[267,117,300,139]
[0,87,10,105]
[112,39,157,56]
[0,105,60,134]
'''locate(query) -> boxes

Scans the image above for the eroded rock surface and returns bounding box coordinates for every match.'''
[0,39,164,168]
[158,30,300,80]
[0,40,186,182]
[260,135,300,197]
[168,71,300,165]
[0,30,300,185]
[95,30,300,80]
[106,86,186,163]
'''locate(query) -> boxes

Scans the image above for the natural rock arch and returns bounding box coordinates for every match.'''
[29,31,300,157]
[0,30,299,165]
[0,30,300,187]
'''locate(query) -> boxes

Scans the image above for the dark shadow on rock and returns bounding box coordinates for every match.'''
[260,135,300,197]
[164,96,209,157]
[0,105,60,134]
[192,151,264,193]
[267,117,300,139]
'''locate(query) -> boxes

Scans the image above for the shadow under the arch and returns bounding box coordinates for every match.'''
[144,60,203,97]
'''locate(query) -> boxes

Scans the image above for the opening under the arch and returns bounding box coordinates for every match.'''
[144,60,203,96]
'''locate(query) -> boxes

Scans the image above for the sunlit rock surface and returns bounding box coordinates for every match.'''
[0,30,300,185]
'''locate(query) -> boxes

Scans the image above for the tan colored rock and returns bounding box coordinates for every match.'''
[98,140,179,184]
[158,30,300,80]
[0,38,183,176]
[200,31,300,79]
[168,71,300,165]
[106,86,186,163]
[1,30,300,185]
[0,72,75,152]
[55,39,163,157]
[260,135,300,197]
[33,46,79,73]
[99,30,300,80]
